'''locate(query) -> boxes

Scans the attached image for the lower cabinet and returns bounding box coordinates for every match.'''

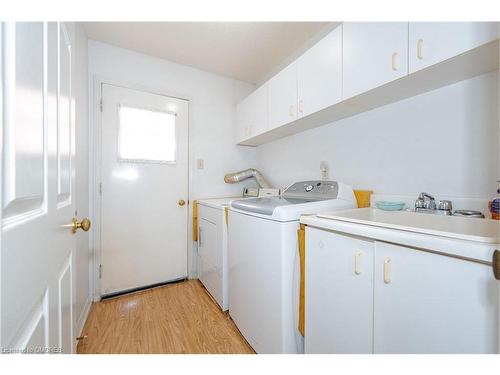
[305,228,374,353]
[305,227,499,354]
[374,241,498,353]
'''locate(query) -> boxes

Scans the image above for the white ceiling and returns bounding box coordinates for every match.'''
[82,22,331,84]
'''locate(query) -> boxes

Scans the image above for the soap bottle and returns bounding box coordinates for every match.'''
[489,181,500,220]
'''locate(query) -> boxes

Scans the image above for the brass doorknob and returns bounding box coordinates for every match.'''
[178,199,186,206]
[71,218,91,234]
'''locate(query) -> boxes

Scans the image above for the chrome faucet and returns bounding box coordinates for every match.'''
[415,192,436,210]
[415,192,452,215]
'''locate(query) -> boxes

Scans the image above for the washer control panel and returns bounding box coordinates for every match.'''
[282,181,339,201]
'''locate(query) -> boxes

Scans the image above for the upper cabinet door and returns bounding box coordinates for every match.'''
[297,26,342,118]
[236,83,268,142]
[268,62,298,129]
[235,97,250,143]
[343,22,408,99]
[409,22,499,73]
[248,82,268,136]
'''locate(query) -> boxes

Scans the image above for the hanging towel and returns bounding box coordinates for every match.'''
[193,200,198,242]
[297,223,306,336]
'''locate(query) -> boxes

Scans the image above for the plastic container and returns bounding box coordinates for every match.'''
[489,182,500,220]
[375,201,406,211]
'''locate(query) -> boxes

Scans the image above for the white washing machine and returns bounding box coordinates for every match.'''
[228,181,357,354]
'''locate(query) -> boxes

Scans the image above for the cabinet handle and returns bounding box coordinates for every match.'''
[383,257,391,284]
[298,100,304,113]
[417,39,424,60]
[198,227,203,247]
[391,52,398,71]
[354,252,362,275]
[289,104,295,117]
[493,250,500,280]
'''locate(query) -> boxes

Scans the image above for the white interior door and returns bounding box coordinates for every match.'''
[99,84,189,296]
[1,22,81,353]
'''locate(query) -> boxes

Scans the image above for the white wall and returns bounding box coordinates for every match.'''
[73,24,91,340]
[254,72,499,203]
[87,40,256,280]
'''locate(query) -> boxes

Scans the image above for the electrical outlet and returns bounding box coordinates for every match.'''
[320,161,329,180]
[196,159,204,170]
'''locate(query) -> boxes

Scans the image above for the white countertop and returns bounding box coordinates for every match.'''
[316,208,500,244]
[301,208,499,263]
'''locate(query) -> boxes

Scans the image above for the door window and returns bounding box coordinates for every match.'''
[118,105,176,163]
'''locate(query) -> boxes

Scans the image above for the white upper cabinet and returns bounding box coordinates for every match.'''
[409,22,499,73]
[268,62,298,129]
[236,22,499,146]
[297,25,342,118]
[343,22,409,99]
[235,97,250,143]
[236,83,268,142]
[249,83,269,136]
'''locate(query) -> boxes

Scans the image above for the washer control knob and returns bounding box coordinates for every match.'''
[305,184,314,192]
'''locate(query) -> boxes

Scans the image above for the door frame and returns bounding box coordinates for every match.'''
[0,23,4,348]
[89,76,193,301]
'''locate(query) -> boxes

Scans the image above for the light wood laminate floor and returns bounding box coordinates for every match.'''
[77,280,254,354]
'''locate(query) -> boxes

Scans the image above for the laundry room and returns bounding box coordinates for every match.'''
[1,0,500,373]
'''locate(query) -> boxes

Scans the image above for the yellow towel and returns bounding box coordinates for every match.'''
[193,200,198,242]
[224,206,229,227]
[297,223,306,336]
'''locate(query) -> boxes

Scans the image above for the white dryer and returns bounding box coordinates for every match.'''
[197,197,238,311]
[228,181,357,353]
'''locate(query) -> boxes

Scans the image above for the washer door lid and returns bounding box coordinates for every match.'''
[231,197,310,216]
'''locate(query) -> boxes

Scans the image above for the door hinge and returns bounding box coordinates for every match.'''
[99,182,102,196]
[100,98,103,112]
[99,264,102,279]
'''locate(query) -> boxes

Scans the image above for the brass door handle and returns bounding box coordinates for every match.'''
[71,218,91,234]
[178,199,186,206]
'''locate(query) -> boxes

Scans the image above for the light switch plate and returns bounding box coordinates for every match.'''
[196,159,204,170]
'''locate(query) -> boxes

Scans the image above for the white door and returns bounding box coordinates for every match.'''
[343,22,408,99]
[374,241,499,353]
[268,62,298,129]
[305,228,374,354]
[409,22,499,73]
[297,25,342,118]
[99,84,189,296]
[1,22,82,353]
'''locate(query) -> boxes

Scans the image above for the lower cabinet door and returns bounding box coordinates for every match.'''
[374,241,499,353]
[305,228,374,353]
